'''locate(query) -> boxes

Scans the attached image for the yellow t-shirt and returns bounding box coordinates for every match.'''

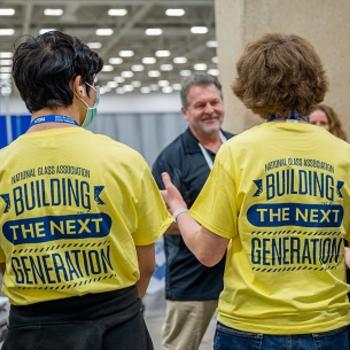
[0,127,172,305]
[191,122,350,334]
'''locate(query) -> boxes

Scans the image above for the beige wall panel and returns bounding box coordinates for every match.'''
[215,0,350,136]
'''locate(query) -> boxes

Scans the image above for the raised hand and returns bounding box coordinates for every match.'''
[161,172,187,214]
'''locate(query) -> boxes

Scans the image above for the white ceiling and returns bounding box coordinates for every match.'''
[0,0,217,96]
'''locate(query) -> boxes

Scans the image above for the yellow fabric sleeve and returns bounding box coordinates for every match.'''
[190,144,238,240]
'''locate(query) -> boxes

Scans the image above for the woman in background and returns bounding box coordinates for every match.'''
[309,103,347,140]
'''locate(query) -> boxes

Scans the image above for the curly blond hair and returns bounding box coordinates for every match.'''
[233,33,328,119]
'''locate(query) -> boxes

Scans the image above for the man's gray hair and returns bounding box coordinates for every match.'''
[180,73,223,107]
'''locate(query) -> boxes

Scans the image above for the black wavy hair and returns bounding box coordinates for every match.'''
[12,30,103,112]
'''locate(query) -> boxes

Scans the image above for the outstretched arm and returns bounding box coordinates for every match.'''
[161,172,229,267]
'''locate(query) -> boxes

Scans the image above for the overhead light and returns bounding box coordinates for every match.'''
[0,29,15,36]
[87,42,102,49]
[0,60,12,66]
[100,90,111,96]
[165,8,185,17]
[100,87,109,95]
[206,40,218,48]
[0,67,11,73]
[1,85,11,95]
[155,50,171,57]
[44,9,63,16]
[131,64,144,72]
[123,84,134,92]
[102,65,114,72]
[119,50,134,57]
[113,76,125,83]
[148,70,161,78]
[145,28,162,36]
[180,69,192,77]
[208,68,219,76]
[39,28,55,34]
[121,71,134,78]
[158,80,169,87]
[109,57,123,65]
[212,56,218,64]
[116,87,125,94]
[140,86,151,94]
[108,8,128,16]
[150,84,159,91]
[194,63,207,71]
[107,81,118,88]
[0,52,12,58]
[191,26,208,34]
[142,57,156,64]
[0,8,15,16]
[160,64,173,71]
[0,73,11,79]
[173,57,187,64]
[172,83,181,91]
[96,28,113,36]
[132,80,141,88]
[162,86,173,94]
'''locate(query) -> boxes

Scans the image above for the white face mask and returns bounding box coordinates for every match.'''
[79,83,100,128]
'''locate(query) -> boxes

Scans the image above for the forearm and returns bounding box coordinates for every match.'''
[176,213,228,267]
[176,213,203,256]
[136,244,156,299]
[161,172,229,267]
[136,270,153,299]
[345,246,350,269]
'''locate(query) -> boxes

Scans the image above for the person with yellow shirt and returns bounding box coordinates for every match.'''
[161,33,350,350]
[0,30,172,350]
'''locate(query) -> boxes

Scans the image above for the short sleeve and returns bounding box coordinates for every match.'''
[190,144,238,239]
[152,155,169,189]
[133,166,173,246]
[152,154,179,190]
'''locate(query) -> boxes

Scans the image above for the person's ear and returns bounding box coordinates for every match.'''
[71,75,85,98]
[181,106,189,121]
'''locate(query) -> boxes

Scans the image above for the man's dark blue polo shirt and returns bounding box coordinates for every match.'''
[152,128,234,301]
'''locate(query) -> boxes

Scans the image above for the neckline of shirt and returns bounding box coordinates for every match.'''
[22,126,87,138]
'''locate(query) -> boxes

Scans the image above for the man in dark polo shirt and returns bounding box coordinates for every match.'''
[152,74,233,350]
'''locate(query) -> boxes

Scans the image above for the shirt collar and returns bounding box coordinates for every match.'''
[182,128,201,154]
[182,127,225,155]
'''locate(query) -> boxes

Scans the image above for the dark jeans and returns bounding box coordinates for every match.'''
[214,322,349,350]
[2,286,153,350]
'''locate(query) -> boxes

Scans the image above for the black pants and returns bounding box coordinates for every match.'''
[2,286,153,350]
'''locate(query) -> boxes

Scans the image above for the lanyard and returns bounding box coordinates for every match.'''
[268,111,309,123]
[198,131,227,170]
[30,115,79,127]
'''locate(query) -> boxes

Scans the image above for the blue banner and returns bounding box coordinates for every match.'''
[0,114,31,148]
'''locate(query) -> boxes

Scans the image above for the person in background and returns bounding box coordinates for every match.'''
[309,103,347,140]
[309,105,350,272]
[161,33,350,350]
[0,30,172,350]
[152,74,233,350]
